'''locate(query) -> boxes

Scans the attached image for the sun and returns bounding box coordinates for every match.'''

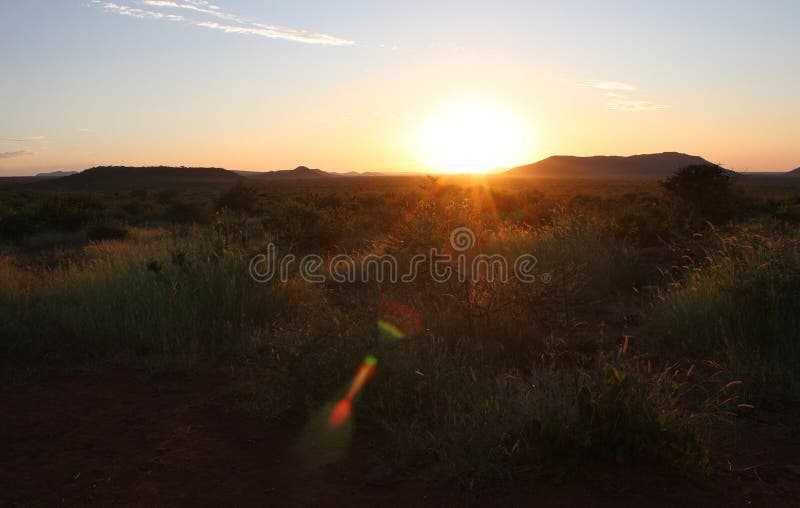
[416,96,532,174]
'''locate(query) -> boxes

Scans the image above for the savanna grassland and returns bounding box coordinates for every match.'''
[2,170,800,506]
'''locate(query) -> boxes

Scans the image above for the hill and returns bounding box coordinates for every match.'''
[0,170,79,186]
[788,167,800,176]
[341,171,393,177]
[34,170,78,178]
[235,166,335,179]
[30,166,241,192]
[505,152,722,178]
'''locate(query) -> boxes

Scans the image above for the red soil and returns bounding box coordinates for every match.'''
[2,368,799,507]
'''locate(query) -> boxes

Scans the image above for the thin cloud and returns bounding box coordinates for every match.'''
[1,136,48,142]
[194,21,354,46]
[91,0,353,46]
[141,1,242,23]
[578,79,668,112]
[578,80,636,91]
[95,2,184,21]
[603,98,668,112]
[0,150,33,160]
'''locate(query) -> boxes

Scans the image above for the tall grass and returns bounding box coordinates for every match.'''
[645,225,800,400]
[0,186,737,488]
[248,208,710,487]
[0,227,307,363]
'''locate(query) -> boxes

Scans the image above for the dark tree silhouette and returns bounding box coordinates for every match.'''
[217,180,259,214]
[661,164,734,230]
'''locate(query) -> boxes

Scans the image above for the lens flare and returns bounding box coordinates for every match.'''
[327,399,352,429]
[326,355,378,430]
[377,319,405,339]
[300,355,379,467]
[377,299,422,340]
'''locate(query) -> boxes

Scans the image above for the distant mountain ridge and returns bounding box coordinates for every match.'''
[505,152,724,178]
[31,166,240,191]
[234,166,334,179]
[234,166,392,178]
[35,170,77,178]
[0,170,78,185]
[6,154,758,191]
[14,165,393,191]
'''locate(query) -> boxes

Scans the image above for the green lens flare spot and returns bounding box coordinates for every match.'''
[377,320,405,339]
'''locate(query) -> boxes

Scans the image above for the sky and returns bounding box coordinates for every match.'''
[1,0,799,175]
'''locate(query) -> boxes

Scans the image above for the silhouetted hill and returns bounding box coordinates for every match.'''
[335,171,394,177]
[35,170,78,178]
[506,152,724,178]
[788,167,800,176]
[236,166,335,179]
[31,166,241,191]
[0,170,79,186]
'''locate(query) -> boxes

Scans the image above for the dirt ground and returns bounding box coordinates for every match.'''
[2,368,799,507]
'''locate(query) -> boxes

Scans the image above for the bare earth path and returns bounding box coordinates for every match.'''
[2,368,799,507]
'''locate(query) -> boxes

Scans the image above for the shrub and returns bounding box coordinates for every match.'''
[39,194,106,229]
[661,164,735,230]
[129,189,149,200]
[218,181,259,214]
[261,199,351,251]
[155,189,178,205]
[0,212,39,242]
[609,205,676,247]
[278,328,710,488]
[164,200,213,224]
[87,220,129,242]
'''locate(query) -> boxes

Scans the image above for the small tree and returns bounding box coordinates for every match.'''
[217,180,259,214]
[661,164,734,231]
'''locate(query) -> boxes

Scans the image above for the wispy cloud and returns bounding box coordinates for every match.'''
[0,150,34,160]
[141,0,239,22]
[1,136,48,143]
[578,80,636,91]
[578,79,668,112]
[603,98,668,112]
[192,20,355,45]
[95,2,184,21]
[91,0,354,46]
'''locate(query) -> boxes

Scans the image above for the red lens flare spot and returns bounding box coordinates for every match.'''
[327,399,352,430]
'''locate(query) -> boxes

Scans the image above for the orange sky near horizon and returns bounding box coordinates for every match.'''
[1,1,799,175]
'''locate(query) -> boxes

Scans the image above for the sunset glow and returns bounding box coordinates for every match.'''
[0,2,798,173]
[416,97,533,174]
[4,2,800,502]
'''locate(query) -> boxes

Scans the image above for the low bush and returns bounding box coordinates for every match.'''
[218,181,259,214]
[164,200,214,224]
[87,220,129,242]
